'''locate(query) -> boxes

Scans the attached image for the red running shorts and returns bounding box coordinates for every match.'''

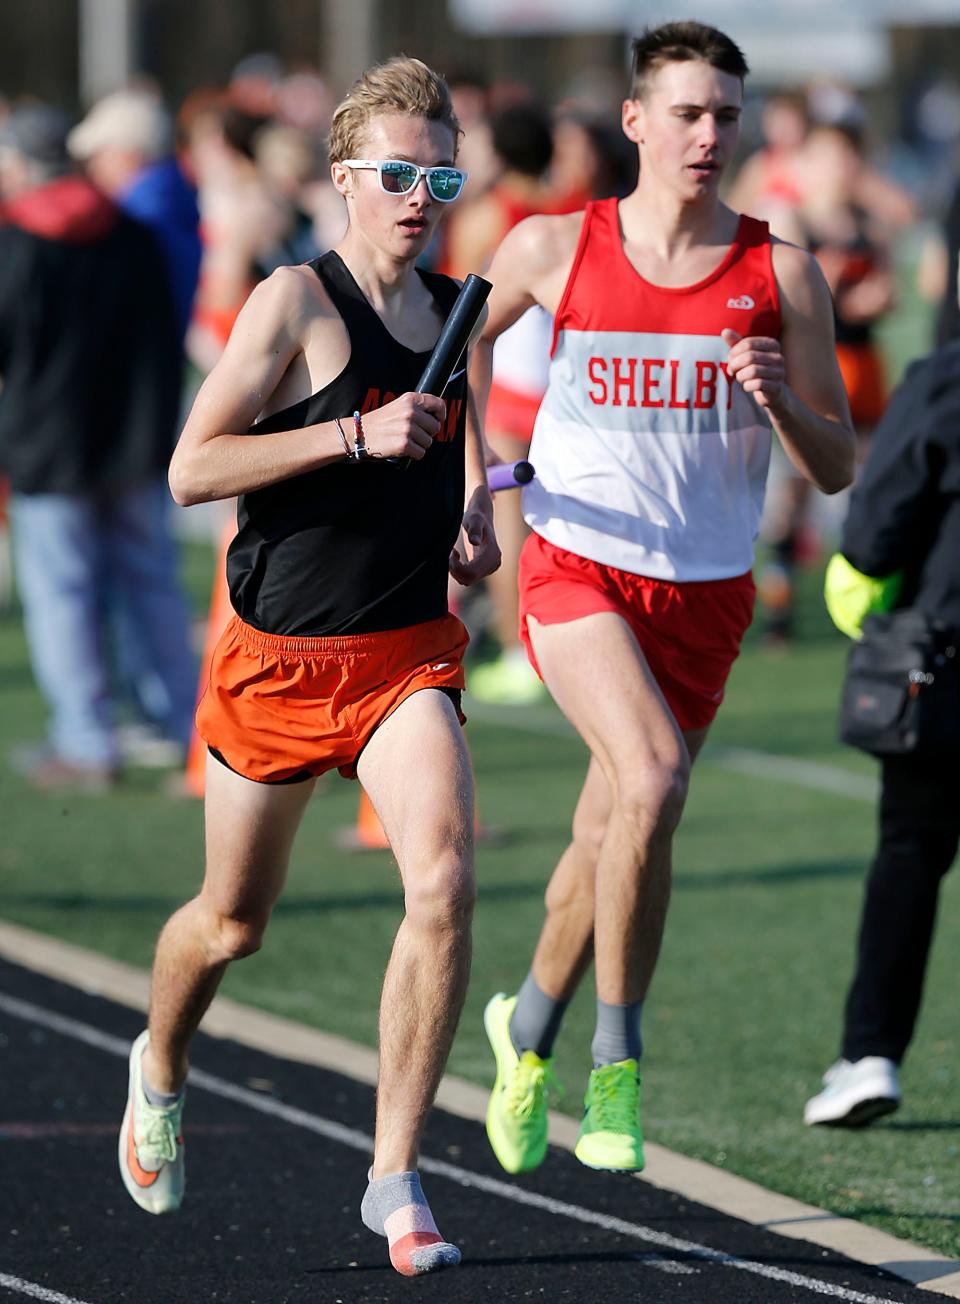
[518,532,755,732]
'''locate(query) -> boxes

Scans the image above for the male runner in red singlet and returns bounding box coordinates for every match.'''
[472,21,856,1176]
[117,58,499,1277]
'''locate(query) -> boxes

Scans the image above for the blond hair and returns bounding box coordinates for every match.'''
[328,56,460,164]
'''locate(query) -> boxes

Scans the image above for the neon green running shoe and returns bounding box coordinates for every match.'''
[574,1059,645,1171]
[119,1030,185,1214]
[469,652,547,706]
[484,992,556,1173]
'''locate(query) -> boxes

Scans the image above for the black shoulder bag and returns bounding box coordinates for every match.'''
[839,609,960,756]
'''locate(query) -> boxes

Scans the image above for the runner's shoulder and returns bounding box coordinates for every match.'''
[235,262,339,346]
[769,235,833,317]
[498,209,584,272]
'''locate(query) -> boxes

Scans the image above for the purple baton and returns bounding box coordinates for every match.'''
[487,459,535,493]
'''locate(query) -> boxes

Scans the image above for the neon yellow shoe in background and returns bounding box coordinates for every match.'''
[574,1059,645,1171]
[469,651,547,706]
[484,992,556,1174]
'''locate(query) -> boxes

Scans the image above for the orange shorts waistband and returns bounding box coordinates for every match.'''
[196,612,469,783]
[227,619,424,658]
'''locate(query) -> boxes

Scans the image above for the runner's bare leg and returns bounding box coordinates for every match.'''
[358,689,476,1176]
[526,613,697,1004]
[143,755,316,1092]
[531,728,709,1002]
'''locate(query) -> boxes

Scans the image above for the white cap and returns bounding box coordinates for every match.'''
[68,90,171,161]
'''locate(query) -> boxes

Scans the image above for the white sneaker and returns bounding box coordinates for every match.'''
[119,1030,186,1213]
[804,1056,901,1127]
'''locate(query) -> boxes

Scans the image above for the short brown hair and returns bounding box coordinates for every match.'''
[629,21,749,100]
[328,56,460,164]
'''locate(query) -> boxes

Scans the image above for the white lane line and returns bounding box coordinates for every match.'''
[0,1274,94,1304]
[634,1253,699,1274]
[713,747,877,802]
[465,698,879,803]
[0,991,911,1304]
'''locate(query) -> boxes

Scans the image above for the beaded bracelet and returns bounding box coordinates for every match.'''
[351,410,369,460]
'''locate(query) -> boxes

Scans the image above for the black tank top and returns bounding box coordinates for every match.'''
[227,252,467,636]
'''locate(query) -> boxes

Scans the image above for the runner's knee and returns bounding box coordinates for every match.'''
[203,907,271,962]
[404,857,476,931]
[617,759,689,842]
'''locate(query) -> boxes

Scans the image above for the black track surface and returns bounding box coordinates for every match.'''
[0,956,937,1304]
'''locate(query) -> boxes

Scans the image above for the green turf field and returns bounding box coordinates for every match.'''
[0,533,957,1258]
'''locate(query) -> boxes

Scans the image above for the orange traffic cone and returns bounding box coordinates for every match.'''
[336,788,392,851]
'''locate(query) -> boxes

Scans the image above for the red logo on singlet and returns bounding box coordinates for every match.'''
[360,388,461,443]
[586,356,735,411]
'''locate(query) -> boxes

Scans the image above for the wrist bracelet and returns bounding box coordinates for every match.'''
[351,410,369,460]
[334,416,351,458]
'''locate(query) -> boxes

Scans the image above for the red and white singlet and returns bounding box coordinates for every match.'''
[524,197,782,580]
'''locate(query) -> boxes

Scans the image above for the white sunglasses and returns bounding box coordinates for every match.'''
[342,158,468,203]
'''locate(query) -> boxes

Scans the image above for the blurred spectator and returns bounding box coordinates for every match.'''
[67,88,203,758]
[549,108,637,203]
[757,119,913,645]
[266,73,345,256]
[228,51,284,118]
[904,73,960,212]
[726,91,808,238]
[444,102,559,277]
[253,122,326,274]
[68,88,202,344]
[798,123,901,437]
[276,68,334,142]
[0,105,196,790]
[934,175,960,346]
[446,68,498,197]
[177,93,287,372]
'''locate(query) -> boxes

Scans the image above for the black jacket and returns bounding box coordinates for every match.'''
[843,339,960,631]
[0,173,181,495]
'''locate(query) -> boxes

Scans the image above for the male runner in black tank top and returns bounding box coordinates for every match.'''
[116,58,499,1278]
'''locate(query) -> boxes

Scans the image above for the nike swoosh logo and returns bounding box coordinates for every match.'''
[448,367,466,383]
[126,1110,160,1188]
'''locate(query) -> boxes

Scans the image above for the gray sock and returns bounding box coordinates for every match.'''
[141,1060,184,1110]
[360,1168,460,1275]
[591,997,643,1066]
[509,971,568,1059]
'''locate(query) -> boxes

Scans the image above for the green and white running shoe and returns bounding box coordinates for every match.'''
[575,1059,644,1171]
[118,1030,185,1214]
[484,993,556,1174]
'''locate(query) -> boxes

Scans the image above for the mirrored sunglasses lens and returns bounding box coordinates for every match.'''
[427,168,464,201]
[380,162,419,193]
